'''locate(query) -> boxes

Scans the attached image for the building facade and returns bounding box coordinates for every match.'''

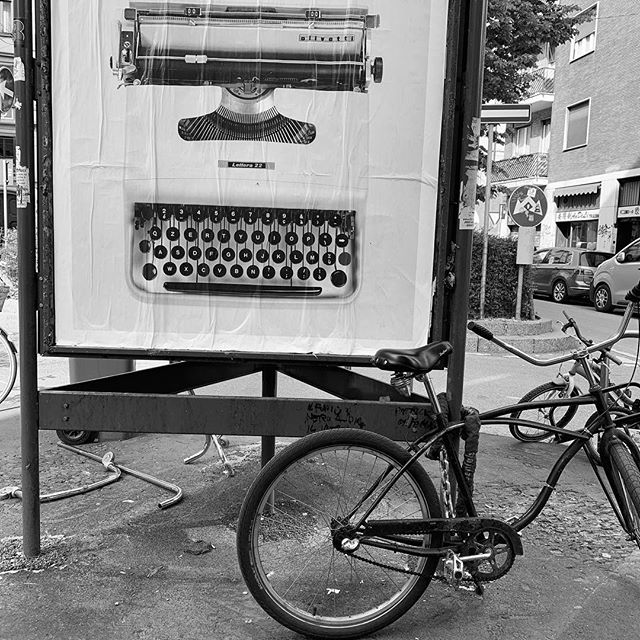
[493,0,640,254]
[0,0,16,229]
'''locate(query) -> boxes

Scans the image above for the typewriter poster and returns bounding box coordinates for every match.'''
[50,1,448,357]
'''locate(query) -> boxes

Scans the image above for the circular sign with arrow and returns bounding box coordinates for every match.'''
[0,67,14,115]
[508,185,548,227]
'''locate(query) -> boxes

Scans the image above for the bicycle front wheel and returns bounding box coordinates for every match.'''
[509,382,580,442]
[0,330,17,405]
[607,440,640,549]
[237,428,442,639]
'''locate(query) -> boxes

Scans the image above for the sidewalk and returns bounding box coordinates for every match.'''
[1,298,640,639]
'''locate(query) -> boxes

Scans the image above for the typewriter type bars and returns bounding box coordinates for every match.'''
[112,4,383,143]
[132,203,358,298]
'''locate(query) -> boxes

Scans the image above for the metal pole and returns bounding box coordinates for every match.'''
[479,123,494,319]
[515,265,524,319]
[261,367,277,467]
[447,0,488,418]
[3,160,7,243]
[14,0,40,557]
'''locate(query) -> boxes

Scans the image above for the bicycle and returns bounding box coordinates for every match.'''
[0,324,17,406]
[509,310,640,464]
[235,285,640,639]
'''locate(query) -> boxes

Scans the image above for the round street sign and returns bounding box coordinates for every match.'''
[508,185,548,227]
[0,67,14,114]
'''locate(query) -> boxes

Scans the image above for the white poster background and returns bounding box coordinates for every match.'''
[51,0,448,356]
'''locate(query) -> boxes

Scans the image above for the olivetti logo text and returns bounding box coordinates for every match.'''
[299,34,355,43]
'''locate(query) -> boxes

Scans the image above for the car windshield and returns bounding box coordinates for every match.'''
[579,252,612,267]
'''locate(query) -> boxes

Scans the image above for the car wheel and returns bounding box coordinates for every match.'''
[593,283,613,312]
[552,279,568,303]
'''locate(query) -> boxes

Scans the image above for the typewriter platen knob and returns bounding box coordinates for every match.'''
[372,58,384,84]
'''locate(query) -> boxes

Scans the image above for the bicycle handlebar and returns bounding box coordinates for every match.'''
[467,283,640,367]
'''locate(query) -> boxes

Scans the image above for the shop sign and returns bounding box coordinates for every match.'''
[618,206,640,219]
[556,210,599,222]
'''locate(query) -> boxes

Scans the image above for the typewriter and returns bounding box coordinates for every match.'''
[111,3,383,144]
[132,201,358,297]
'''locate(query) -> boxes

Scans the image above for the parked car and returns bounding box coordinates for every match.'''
[531,247,613,303]
[591,238,640,312]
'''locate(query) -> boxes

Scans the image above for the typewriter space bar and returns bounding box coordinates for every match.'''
[164,282,323,297]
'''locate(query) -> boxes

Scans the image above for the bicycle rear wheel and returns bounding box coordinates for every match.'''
[237,428,442,639]
[0,330,17,405]
[606,440,640,549]
[509,382,580,442]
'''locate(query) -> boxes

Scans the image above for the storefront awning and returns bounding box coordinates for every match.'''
[554,183,601,198]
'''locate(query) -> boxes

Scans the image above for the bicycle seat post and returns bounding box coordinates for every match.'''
[417,373,444,418]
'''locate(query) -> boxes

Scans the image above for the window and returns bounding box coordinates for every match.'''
[571,3,598,61]
[564,99,590,150]
[0,137,13,159]
[514,126,531,156]
[533,249,550,264]
[619,179,640,207]
[540,119,551,153]
[0,1,10,34]
[556,191,599,212]
[620,240,640,263]
[579,252,611,268]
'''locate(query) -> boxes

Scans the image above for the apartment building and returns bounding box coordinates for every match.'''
[493,0,640,254]
[0,0,15,229]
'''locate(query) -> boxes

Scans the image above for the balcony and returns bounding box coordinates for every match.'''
[493,152,548,184]
[522,67,554,112]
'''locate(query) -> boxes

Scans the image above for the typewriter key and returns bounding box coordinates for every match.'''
[285,232,298,246]
[166,227,180,242]
[302,232,315,246]
[281,266,294,280]
[184,227,198,242]
[149,226,162,241]
[180,263,194,277]
[201,228,215,243]
[247,265,260,279]
[313,267,327,281]
[189,247,202,260]
[306,251,319,265]
[256,249,269,263]
[268,231,281,245]
[272,250,286,264]
[323,252,336,266]
[213,264,227,278]
[222,248,236,262]
[261,210,275,225]
[141,204,154,221]
[311,211,324,227]
[234,229,248,244]
[171,246,186,260]
[218,229,231,243]
[290,250,303,264]
[329,213,343,228]
[319,233,332,247]
[263,266,276,280]
[252,230,265,244]
[339,252,352,266]
[298,267,311,281]
[158,206,172,221]
[228,209,240,224]
[154,246,168,260]
[239,249,253,262]
[142,264,157,281]
[163,262,177,276]
[278,210,292,226]
[139,240,151,254]
[230,265,243,278]
[175,207,188,222]
[205,247,219,261]
[192,207,206,223]
[197,264,210,277]
[336,234,349,248]
[295,211,309,226]
[210,208,224,224]
[244,209,259,224]
[331,270,348,288]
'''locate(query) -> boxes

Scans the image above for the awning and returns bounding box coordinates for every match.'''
[554,183,600,198]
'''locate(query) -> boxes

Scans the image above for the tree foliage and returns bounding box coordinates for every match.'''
[484,0,588,103]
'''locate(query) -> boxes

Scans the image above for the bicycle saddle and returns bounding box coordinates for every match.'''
[372,341,453,373]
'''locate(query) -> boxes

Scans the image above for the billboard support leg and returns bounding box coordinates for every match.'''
[261,367,277,466]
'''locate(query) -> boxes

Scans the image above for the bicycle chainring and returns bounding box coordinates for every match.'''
[462,526,517,582]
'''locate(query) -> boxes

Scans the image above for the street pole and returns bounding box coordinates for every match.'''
[15,0,40,557]
[479,123,494,319]
[3,160,8,242]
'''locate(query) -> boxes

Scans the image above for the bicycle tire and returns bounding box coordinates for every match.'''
[56,429,98,445]
[585,407,639,466]
[509,382,580,442]
[607,440,640,549]
[0,330,17,405]
[237,428,442,639]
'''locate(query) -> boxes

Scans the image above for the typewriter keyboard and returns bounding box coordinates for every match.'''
[132,203,357,298]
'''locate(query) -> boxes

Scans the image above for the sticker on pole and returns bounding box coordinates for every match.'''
[508,185,547,227]
[0,67,14,114]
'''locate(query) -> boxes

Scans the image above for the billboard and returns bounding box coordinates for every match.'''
[46,0,449,359]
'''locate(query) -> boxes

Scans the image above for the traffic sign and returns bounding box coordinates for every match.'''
[508,185,548,227]
[481,103,531,125]
[0,67,14,114]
